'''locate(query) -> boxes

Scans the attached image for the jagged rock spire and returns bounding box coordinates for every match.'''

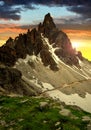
[43,13,56,29]
[38,13,57,37]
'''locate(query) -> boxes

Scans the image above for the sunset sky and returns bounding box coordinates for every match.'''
[0,0,91,60]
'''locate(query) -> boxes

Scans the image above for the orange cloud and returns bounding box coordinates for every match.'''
[0,24,29,46]
[63,29,91,40]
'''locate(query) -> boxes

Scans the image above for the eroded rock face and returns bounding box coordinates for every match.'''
[0,66,41,96]
[0,66,22,85]
[38,13,58,43]
[0,45,16,66]
[0,66,22,94]
[40,49,58,71]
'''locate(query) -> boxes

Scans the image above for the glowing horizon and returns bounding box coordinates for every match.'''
[71,40,91,61]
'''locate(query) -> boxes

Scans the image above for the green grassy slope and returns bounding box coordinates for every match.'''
[0,96,91,130]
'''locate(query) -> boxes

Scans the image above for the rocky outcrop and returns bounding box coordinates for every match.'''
[0,66,22,85]
[40,49,58,71]
[14,33,27,58]
[0,65,22,94]
[38,13,59,45]
[38,13,57,38]
[0,65,41,96]
[0,45,16,66]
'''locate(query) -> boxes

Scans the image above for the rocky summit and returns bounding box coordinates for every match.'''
[0,14,91,114]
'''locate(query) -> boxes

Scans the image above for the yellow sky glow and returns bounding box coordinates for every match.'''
[71,40,91,61]
[64,29,91,61]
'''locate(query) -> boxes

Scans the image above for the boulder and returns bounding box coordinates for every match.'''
[59,109,71,116]
[39,101,49,110]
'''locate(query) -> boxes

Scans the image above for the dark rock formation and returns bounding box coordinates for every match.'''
[0,65,41,96]
[40,49,58,71]
[12,28,45,58]
[6,37,14,48]
[14,33,27,58]
[0,66,21,84]
[38,13,83,66]
[38,13,56,37]
[77,51,83,61]
[0,65,22,94]
[38,13,58,43]
[0,45,16,66]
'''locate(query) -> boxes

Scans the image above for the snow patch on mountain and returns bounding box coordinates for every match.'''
[21,72,91,113]
[47,86,91,113]
[41,34,60,64]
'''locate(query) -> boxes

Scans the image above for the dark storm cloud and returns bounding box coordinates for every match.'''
[0,0,91,21]
[3,0,91,6]
[55,15,91,31]
[0,5,20,20]
[0,0,36,20]
[68,5,91,19]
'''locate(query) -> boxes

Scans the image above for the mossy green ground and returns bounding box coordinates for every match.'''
[0,96,91,130]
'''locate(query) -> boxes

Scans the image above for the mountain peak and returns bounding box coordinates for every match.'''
[45,13,51,17]
[43,13,56,28]
[38,13,57,38]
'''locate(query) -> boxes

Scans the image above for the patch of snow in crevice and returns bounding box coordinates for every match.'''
[77,58,91,78]
[15,55,37,65]
[59,59,90,79]
[78,58,84,66]
[42,82,54,91]
[15,62,19,66]
[72,65,90,79]
[41,34,60,64]
[78,58,91,70]
[22,75,42,89]
[72,65,79,70]
[13,66,16,68]
[45,65,50,69]
[37,53,42,62]
[80,69,90,79]
[15,54,43,67]
[22,77,56,93]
